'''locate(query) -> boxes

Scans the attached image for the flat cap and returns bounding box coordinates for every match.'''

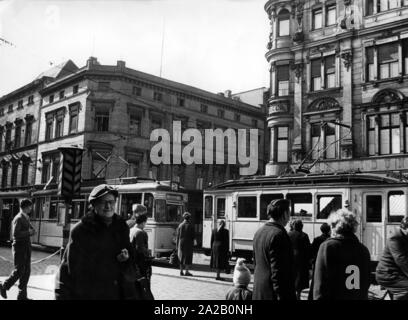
[88,184,118,203]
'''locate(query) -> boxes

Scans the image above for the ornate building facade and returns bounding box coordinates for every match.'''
[264,0,408,176]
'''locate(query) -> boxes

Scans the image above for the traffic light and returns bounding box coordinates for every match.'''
[57,147,84,199]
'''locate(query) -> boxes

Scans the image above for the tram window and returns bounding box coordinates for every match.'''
[366,195,382,223]
[216,198,226,218]
[144,193,154,218]
[167,204,183,222]
[260,194,284,220]
[155,199,166,222]
[237,196,257,218]
[286,193,313,219]
[120,193,143,218]
[204,196,213,219]
[317,195,342,220]
[388,191,406,223]
[49,197,60,220]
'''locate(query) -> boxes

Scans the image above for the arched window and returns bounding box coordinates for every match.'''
[277,9,290,37]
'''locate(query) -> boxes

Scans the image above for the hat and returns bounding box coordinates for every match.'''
[132,204,147,213]
[233,258,251,287]
[88,184,118,203]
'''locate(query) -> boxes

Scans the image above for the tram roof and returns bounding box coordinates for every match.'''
[205,172,408,191]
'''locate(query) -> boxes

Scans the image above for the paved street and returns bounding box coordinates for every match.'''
[0,246,387,300]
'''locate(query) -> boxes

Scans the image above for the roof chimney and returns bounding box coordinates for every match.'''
[117,60,126,70]
[87,57,98,69]
[224,90,232,98]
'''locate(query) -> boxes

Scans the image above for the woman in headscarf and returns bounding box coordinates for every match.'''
[210,220,230,280]
[176,212,195,276]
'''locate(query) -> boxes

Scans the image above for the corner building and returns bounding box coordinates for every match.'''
[265,0,408,176]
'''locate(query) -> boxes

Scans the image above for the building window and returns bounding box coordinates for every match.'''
[252,119,258,128]
[55,111,64,138]
[234,113,241,122]
[10,162,18,187]
[8,104,13,113]
[59,90,65,99]
[380,113,400,155]
[312,8,323,30]
[1,163,8,188]
[379,0,399,11]
[277,65,290,96]
[311,123,321,159]
[153,91,163,102]
[278,9,290,36]
[201,104,208,113]
[5,125,12,150]
[366,47,375,81]
[21,161,29,186]
[177,97,185,107]
[41,157,50,184]
[277,127,289,162]
[28,95,34,105]
[41,154,60,183]
[17,100,23,109]
[324,55,336,88]
[69,105,79,134]
[14,123,21,148]
[24,120,32,146]
[52,155,60,183]
[129,114,142,135]
[49,94,54,103]
[311,59,322,91]
[378,43,399,79]
[324,122,336,158]
[45,113,54,141]
[133,86,142,96]
[98,82,110,92]
[73,85,79,94]
[95,110,109,131]
[326,4,337,26]
[217,109,225,119]
[368,115,376,155]
[366,0,375,15]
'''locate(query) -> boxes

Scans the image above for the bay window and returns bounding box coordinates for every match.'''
[277,127,289,163]
[277,65,289,96]
[278,9,290,36]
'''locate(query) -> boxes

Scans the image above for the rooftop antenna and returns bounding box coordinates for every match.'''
[159,18,166,77]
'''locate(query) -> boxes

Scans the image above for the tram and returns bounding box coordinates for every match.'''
[202,172,407,262]
[0,177,187,257]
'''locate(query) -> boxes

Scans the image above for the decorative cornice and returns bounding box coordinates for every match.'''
[341,51,353,71]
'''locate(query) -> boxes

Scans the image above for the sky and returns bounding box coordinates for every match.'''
[0,0,270,97]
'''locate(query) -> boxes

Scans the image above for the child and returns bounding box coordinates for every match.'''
[225,258,252,300]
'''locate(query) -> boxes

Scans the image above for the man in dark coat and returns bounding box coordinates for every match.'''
[252,199,296,300]
[210,220,230,280]
[288,219,311,299]
[376,217,408,300]
[55,184,134,300]
[0,199,35,300]
[176,212,195,276]
[308,222,331,300]
[313,209,371,300]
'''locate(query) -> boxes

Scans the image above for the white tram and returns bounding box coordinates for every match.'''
[202,173,407,262]
[0,178,187,257]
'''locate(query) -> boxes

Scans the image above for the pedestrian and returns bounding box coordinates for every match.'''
[210,220,230,280]
[376,216,408,300]
[129,207,152,287]
[54,184,135,300]
[225,258,252,300]
[252,199,296,300]
[127,203,148,229]
[288,219,311,300]
[307,222,331,300]
[176,212,195,276]
[313,209,371,300]
[0,198,35,300]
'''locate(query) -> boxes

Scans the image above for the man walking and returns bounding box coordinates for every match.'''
[252,199,296,300]
[0,199,35,300]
